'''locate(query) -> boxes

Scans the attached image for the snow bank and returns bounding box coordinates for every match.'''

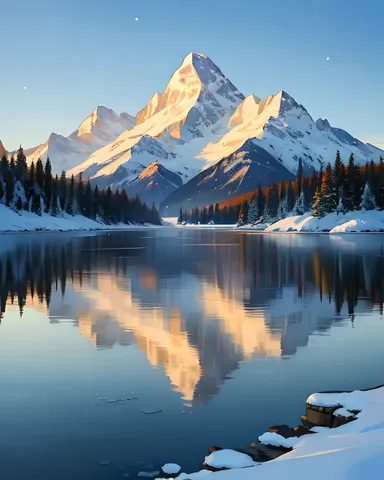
[204,450,256,469]
[258,432,299,449]
[157,385,384,480]
[264,210,384,233]
[0,204,152,233]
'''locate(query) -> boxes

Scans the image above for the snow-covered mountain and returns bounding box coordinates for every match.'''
[161,140,294,213]
[68,52,245,184]
[24,106,135,173]
[65,52,383,210]
[121,160,183,206]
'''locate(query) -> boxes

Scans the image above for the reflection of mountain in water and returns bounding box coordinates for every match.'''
[1,231,384,405]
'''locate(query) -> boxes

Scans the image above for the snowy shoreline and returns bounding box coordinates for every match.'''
[0,204,161,234]
[167,210,384,234]
[157,383,384,479]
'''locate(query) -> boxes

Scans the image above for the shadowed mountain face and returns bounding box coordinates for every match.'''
[2,231,384,408]
[160,140,294,215]
[121,161,183,206]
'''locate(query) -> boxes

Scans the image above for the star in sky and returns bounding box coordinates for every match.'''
[326,57,330,61]
[135,17,139,21]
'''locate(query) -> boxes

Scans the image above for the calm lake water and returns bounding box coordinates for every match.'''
[1,229,384,479]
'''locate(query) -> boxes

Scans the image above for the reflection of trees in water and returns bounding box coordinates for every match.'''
[1,234,384,321]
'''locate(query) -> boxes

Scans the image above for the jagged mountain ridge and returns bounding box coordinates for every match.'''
[121,160,183,206]
[22,52,384,209]
[68,53,245,184]
[24,106,135,174]
[161,140,295,214]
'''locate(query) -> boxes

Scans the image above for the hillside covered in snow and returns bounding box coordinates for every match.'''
[23,107,135,174]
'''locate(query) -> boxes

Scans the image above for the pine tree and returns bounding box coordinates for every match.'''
[51,175,60,216]
[1,156,13,206]
[312,163,336,217]
[31,193,42,215]
[10,156,16,176]
[377,157,384,210]
[178,207,183,224]
[277,181,287,219]
[293,190,305,215]
[44,158,53,213]
[344,154,360,211]
[333,150,346,206]
[0,177,3,202]
[265,183,279,221]
[36,158,44,188]
[208,204,214,223]
[59,171,67,211]
[247,195,259,224]
[237,204,245,226]
[66,175,75,215]
[360,182,376,211]
[92,185,99,220]
[15,146,28,184]
[76,174,85,215]
[295,157,303,199]
[286,181,295,212]
[83,181,93,218]
[257,183,266,220]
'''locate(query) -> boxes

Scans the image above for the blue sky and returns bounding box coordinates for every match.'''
[2,0,383,151]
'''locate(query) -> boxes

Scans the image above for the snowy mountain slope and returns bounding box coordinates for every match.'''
[68,53,245,184]
[201,91,383,174]
[24,106,135,173]
[161,139,294,214]
[65,53,383,209]
[120,160,183,206]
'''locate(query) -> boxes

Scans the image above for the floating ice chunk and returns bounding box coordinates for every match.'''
[97,460,112,466]
[161,463,181,475]
[139,406,162,415]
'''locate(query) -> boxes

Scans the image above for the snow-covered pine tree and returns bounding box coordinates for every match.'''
[293,190,305,215]
[360,182,376,211]
[247,195,259,225]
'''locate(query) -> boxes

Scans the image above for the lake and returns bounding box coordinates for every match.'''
[1,229,384,479]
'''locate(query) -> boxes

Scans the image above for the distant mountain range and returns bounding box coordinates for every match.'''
[3,52,383,212]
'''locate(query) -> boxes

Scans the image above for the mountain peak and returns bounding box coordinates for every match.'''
[182,52,209,65]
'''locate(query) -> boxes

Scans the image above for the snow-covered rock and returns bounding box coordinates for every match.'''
[24,106,135,174]
[258,432,300,449]
[159,385,384,480]
[204,449,256,469]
